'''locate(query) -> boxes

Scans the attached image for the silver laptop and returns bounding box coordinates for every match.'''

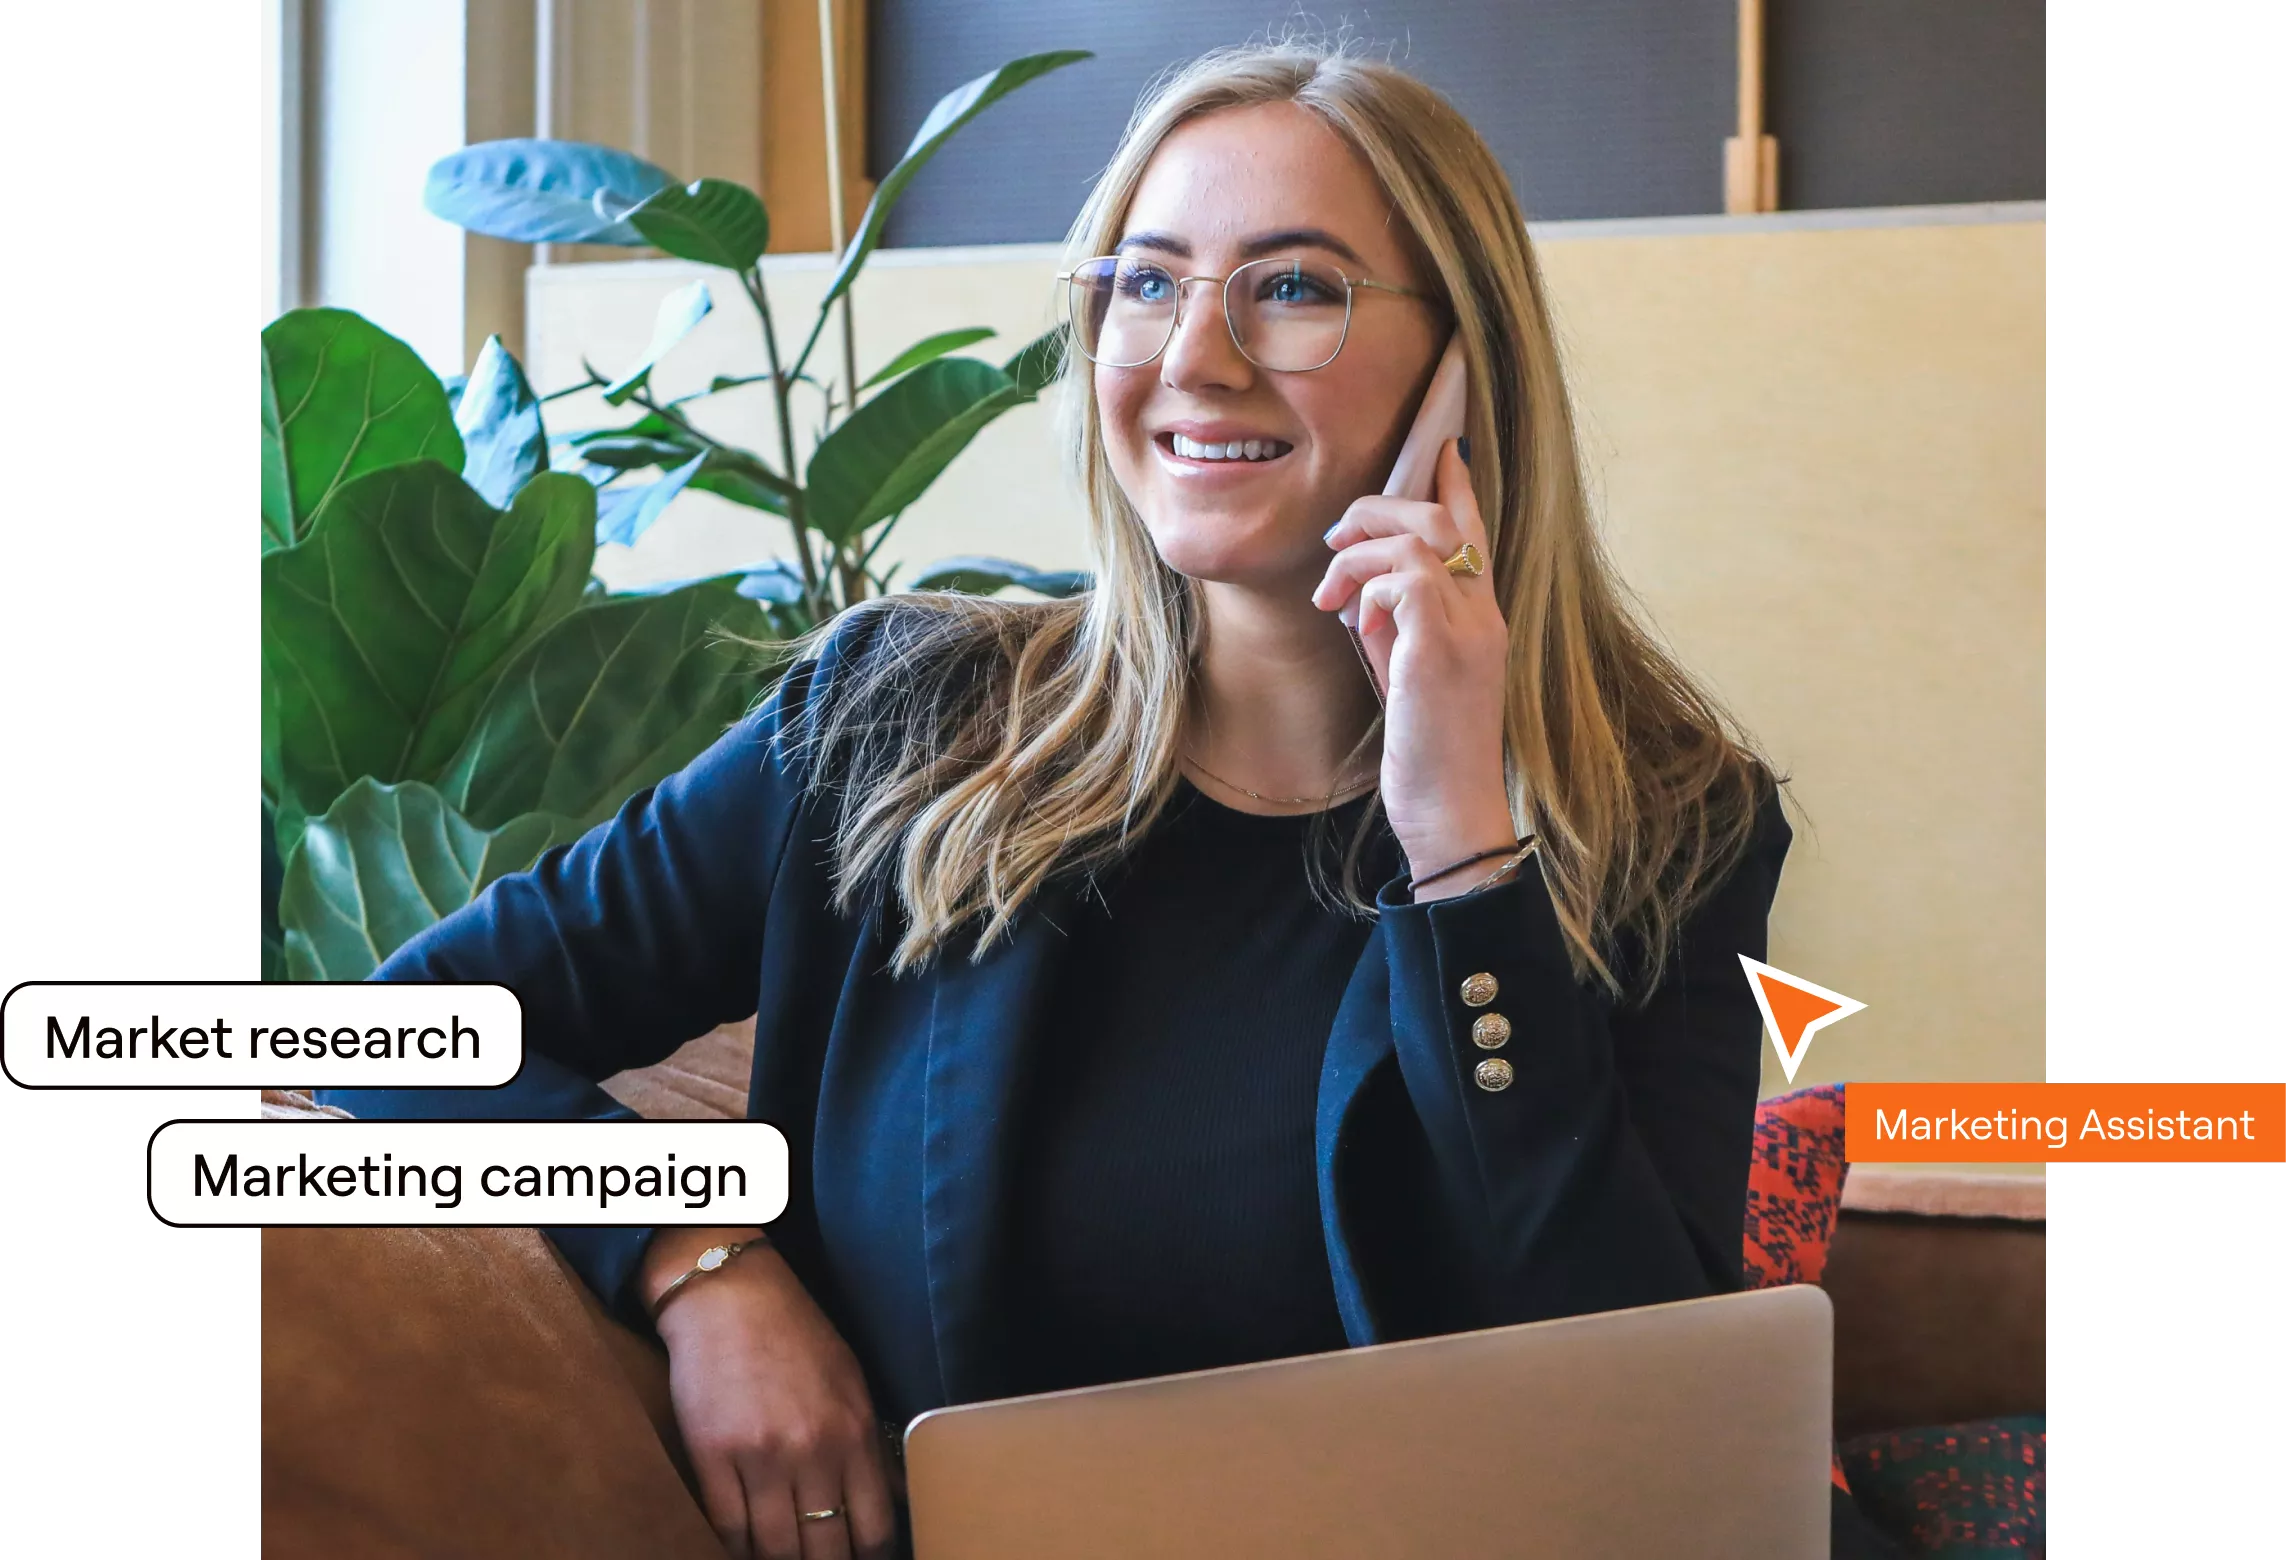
[904,1284,1831,1559]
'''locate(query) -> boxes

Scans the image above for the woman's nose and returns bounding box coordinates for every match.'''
[1159,279,1255,393]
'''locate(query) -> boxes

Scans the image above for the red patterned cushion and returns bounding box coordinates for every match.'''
[1744,1082,1850,1288]
[1743,1083,1852,1490]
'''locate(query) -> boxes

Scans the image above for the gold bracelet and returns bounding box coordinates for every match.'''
[649,1236,765,1320]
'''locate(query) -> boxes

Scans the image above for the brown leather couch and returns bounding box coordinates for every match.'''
[261,1024,2045,1557]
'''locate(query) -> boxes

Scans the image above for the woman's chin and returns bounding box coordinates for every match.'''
[1143,508,1324,587]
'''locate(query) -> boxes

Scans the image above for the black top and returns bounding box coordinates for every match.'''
[1000,777,1404,1394]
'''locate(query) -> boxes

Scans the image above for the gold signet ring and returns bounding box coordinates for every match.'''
[1443,542,1486,577]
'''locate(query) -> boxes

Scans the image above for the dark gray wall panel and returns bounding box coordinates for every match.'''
[868,1,1739,246]
[1766,0,2045,209]
[867,2,2044,246]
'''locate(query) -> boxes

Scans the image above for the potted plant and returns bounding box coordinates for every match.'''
[261,49,1092,981]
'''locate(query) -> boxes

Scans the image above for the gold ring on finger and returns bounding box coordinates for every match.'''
[797,1508,842,1523]
[1442,542,1485,578]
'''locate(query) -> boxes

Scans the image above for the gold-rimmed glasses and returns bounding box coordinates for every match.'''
[1057,254,1437,372]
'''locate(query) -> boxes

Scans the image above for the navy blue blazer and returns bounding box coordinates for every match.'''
[326,603,1792,1428]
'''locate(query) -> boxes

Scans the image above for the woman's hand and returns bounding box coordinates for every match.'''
[647,1233,902,1560]
[1313,436,1518,894]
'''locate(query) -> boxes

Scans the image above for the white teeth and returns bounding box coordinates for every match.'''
[1170,434,1289,462]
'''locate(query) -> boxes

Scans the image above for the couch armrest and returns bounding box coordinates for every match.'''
[603,1019,757,1121]
[1824,1171,2045,1438]
[260,1091,724,1559]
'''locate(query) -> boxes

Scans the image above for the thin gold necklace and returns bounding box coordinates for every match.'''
[1182,750,1378,808]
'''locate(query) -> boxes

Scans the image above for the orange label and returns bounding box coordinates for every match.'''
[1846,1083,2286,1163]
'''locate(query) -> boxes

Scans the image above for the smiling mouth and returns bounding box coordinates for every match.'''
[1160,433,1294,464]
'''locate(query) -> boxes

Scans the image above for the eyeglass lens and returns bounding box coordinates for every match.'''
[1067,256,1352,371]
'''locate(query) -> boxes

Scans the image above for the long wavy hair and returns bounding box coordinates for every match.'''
[781,38,1779,997]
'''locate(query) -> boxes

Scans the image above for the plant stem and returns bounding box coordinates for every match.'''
[858,510,906,572]
[788,298,832,388]
[540,368,606,403]
[740,266,827,617]
[627,391,725,450]
[816,0,863,415]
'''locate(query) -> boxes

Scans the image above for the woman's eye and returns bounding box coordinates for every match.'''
[1259,269,1339,306]
[1118,267,1174,304]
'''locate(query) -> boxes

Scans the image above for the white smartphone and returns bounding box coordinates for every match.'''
[1341,335,1472,705]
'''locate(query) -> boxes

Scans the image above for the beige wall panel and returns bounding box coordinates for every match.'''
[1534,220,2044,1093]
[526,212,2044,1095]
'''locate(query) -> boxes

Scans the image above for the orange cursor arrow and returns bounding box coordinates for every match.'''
[1738,956,1866,1083]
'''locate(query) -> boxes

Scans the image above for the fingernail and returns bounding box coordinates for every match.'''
[1323,522,1341,545]
[1457,436,1471,466]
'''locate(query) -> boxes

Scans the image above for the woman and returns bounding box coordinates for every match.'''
[331,40,1819,1560]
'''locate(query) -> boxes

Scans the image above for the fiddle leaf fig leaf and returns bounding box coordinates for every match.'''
[279,778,573,980]
[594,451,707,547]
[424,138,676,245]
[907,555,1091,598]
[456,335,549,508]
[628,178,770,271]
[861,327,996,390]
[262,464,596,822]
[805,357,1028,546]
[1002,325,1067,397]
[261,309,462,549]
[440,579,767,831]
[603,281,713,405]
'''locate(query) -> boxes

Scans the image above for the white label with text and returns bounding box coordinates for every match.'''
[149,1119,790,1226]
[3,982,523,1089]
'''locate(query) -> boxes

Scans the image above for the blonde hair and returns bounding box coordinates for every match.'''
[785,37,1778,995]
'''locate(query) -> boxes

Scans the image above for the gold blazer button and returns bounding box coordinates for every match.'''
[1471,1013,1512,1050]
[1474,1057,1515,1092]
[1459,971,1499,1007]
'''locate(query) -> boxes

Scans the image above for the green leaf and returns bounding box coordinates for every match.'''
[907,555,1091,598]
[595,451,707,546]
[569,412,687,448]
[279,778,571,980]
[861,327,996,389]
[261,308,463,549]
[440,580,766,831]
[628,178,769,271]
[456,335,550,508]
[689,462,791,517]
[575,435,695,469]
[805,357,1029,546]
[571,422,790,516]
[605,558,812,615]
[820,52,1092,315]
[734,560,809,605]
[261,793,286,981]
[424,138,676,246]
[262,464,597,823]
[1002,325,1068,397]
[603,280,712,405]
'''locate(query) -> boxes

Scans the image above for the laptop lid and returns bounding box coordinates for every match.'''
[904,1284,1832,1559]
